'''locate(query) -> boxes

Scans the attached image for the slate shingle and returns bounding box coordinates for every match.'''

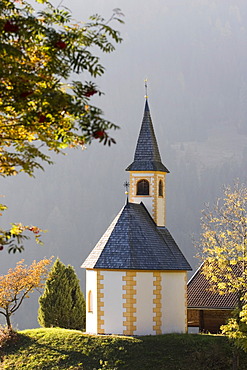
[82,202,191,271]
[125,100,169,173]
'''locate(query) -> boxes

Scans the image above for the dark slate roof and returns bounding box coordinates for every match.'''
[82,202,191,271]
[187,264,239,309]
[126,99,169,173]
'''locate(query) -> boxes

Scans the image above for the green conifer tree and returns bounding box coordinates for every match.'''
[38,258,85,330]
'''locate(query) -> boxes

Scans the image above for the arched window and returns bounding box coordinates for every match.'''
[88,290,93,313]
[137,179,149,195]
[158,180,163,197]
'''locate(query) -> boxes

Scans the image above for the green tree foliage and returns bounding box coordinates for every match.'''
[0,0,123,177]
[221,304,247,353]
[38,258,85,330]
[196,182,247,351]
[0,0,123,253]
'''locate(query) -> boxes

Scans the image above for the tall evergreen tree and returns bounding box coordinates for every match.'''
[38,258,85,330]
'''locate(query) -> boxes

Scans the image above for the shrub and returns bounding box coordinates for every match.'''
[38,259,85,330]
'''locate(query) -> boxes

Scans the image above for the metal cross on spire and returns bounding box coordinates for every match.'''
[144,78,148,99]
[123,181,130,203]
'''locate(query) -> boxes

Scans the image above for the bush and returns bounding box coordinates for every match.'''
[38,259,85,330]
[0,327,18,350]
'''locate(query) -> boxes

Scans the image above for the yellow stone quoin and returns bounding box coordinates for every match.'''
[122,271,137,335]
[153,272,162,334]
[97,271,104,334]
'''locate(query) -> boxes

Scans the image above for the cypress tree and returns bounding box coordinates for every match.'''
[38,258,85,330]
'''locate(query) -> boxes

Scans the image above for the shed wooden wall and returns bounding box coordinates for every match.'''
[188,309,232,333]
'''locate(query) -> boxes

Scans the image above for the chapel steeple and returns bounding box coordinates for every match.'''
[126,98,169,226]
[81,94,191,337]
[126,99,169,173]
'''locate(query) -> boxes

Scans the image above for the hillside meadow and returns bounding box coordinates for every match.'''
[1,328,247,369]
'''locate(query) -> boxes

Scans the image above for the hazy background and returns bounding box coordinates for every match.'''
[1,0,247,329]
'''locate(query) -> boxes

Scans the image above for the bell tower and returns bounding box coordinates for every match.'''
[125,98,169,226]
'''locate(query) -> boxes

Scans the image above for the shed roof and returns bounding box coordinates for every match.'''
[187,264,239,310]
[126,99,169,173]
[82,202,191,271]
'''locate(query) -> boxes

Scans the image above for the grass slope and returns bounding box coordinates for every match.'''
[1,328,247,369]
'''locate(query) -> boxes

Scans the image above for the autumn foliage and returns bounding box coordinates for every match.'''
[0,258,52,329]
[0,0,123,253]
[0,0,123,177]
[197,182,247,351]
[0,199,44,253]
[197,182,247,295]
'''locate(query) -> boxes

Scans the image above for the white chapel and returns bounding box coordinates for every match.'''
[81,98,191,335]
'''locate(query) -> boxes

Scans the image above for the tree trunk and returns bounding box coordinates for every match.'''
[6,312,12,330]
[232,349,239,370]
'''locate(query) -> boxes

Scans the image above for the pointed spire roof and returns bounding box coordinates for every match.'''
[126,99,169,172]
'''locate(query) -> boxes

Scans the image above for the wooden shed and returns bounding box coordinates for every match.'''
[187,264,238,333]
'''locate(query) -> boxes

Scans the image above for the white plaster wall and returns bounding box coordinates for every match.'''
[161,272,186,333]
[85,269,98,334]
[135,272,155,335]
[102,271,125,334]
